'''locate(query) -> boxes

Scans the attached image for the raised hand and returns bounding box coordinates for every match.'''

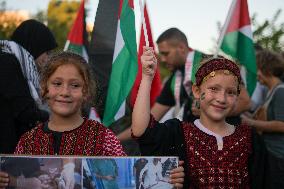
[141,46,157,80]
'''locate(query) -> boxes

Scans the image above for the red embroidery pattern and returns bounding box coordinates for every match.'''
[103,129,126,156]
[195,58,241,86]
[15,120,125,156]
[182,122,252,188]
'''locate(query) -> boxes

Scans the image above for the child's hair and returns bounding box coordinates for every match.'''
[195,57,241,94]
[40,51,97,108]
[256,50,284,78]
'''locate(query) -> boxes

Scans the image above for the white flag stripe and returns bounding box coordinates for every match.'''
[89,107,101,123]
[64,40,70,51]
[239,25,253,39]
[215,0,238,57]
[112,21,125,63]
[114,100,126,121]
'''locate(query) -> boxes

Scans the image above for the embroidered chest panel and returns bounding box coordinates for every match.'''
[182,123,252,188]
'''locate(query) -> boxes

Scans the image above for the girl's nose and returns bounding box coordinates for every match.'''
[216,91,226,103]
[60,85,70,96]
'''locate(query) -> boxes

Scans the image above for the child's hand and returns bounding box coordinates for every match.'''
[141,46,157,80]
[169,161,185,189]
[0,171,9,189]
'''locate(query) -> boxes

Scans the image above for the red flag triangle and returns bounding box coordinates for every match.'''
[67,0,85,45]
[226,0,251,33]
[130,2,162,107]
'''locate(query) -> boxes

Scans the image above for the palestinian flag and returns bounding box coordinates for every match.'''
[102,0,138,126]
[130,2,162,108]
[217,0,257,95]
[64,0,88,61]
[88,0,120,119]
[186,50,204,85]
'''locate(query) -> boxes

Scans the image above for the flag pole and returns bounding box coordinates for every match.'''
[214,0,237,58]
[139,0,149,47]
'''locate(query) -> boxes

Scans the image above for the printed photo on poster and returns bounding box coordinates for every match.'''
[83,157,177,189]
[0,156,178,189]
[0,156,82,189]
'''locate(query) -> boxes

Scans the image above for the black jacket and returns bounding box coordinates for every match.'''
[0,52,48,153]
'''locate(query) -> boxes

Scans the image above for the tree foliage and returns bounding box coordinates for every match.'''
[47,0,80,50]
[252,9,284,52]
[0,0,24,39]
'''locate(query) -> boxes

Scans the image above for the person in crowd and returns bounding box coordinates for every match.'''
[249,44,268,112]
[90,159,119,189]
[0,19,58,154]
[118,29,250,143]
[134,158,148,189]
[242,50,284,188]
[13,51,125,156]
[132,47,254,188]
[151,28,193,121]
[0,52,184,189]
[149,27,250,123]
[139,158,166,189]
[0,157,76,189]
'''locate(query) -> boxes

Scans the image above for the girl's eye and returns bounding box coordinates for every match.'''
[227,90,237,96]
[209,87,218,92]
[52,82,61,86]
[70,83,81,88]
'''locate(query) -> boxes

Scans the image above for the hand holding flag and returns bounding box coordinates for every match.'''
[141,46,157,79]
[130,1,162,107]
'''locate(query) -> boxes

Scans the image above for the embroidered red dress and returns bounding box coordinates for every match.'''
[15,119,126,156]
[135,116,252,188]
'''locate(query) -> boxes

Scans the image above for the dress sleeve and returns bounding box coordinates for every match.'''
[102,128,127,156]
[135,115,185,157]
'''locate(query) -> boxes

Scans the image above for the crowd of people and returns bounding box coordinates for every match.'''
[1,18,284,189]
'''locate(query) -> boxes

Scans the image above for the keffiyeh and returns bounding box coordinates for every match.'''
[0,40,41,105]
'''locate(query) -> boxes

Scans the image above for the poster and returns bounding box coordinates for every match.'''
[0,155,178,189]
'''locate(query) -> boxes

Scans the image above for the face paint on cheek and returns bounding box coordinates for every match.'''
[194,100,200,109]
[200,92,205,100]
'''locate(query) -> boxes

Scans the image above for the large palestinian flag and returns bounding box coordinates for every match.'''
[217,0,257,95]
[102,0,138,126]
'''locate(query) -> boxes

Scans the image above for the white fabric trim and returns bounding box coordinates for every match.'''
[194,119,235,150]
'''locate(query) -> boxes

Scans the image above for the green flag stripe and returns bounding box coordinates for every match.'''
[103,0,137,126]
[120,2,137,61]
[103,47,137,126]
[191,51,203,84]
[66,43,83,55]
[221,31,257,95]
[221,31,256,74]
